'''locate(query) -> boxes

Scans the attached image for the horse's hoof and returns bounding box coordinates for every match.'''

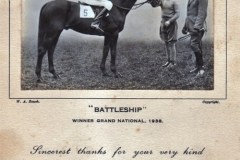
[36,78,43,83]
[102,72,110,77]
[53,74,60,79]
[115,72,123,78]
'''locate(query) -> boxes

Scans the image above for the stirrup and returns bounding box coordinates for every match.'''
[91,23,104,33]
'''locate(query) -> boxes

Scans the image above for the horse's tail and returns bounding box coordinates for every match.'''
[38,3,48,49]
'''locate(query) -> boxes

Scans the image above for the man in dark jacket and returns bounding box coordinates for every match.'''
[182,0,208,76]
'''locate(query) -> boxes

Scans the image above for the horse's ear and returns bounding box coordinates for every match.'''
[149,0,161,8]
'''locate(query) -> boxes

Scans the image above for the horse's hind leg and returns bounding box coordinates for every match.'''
[36,45,47,82]
[35,30,62,82]
[47,31,62,79]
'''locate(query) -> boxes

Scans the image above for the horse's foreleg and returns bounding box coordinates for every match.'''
[110,34,122,78]
[100,36,111,76]
[47,32,61,79]
[36,46,47,83]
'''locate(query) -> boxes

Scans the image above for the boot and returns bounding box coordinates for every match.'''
[190,51,203,73]
[91,8,108,32]
[195,66,205,77]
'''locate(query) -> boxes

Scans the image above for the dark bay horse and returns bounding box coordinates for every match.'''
[36,0,150,82]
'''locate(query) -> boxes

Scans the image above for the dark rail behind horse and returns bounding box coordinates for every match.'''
[36,0,151,82]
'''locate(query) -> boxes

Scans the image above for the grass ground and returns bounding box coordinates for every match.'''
[21,37,214,90]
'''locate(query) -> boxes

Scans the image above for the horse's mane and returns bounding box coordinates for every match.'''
[111,0,138,9]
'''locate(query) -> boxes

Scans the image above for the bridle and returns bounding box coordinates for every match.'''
[113,0,154,11]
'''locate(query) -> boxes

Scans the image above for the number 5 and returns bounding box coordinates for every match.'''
[84,9,88,16]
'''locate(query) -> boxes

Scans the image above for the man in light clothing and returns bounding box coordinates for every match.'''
[150,0,180,68]
[160,0,180,67]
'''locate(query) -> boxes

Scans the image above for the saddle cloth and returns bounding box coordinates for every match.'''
[79,4,96,18]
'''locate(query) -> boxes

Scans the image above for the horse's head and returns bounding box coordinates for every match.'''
[148,0,161,8]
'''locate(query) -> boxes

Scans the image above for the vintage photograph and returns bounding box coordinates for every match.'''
[2,1,240,160]
[21,0,213,90]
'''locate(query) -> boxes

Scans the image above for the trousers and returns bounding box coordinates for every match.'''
[79,0,113,10]
[160,18,178,42]
[190,30,204,67]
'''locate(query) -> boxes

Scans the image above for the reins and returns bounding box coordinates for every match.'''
[178,34,191,41]
[178,28,207,42]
